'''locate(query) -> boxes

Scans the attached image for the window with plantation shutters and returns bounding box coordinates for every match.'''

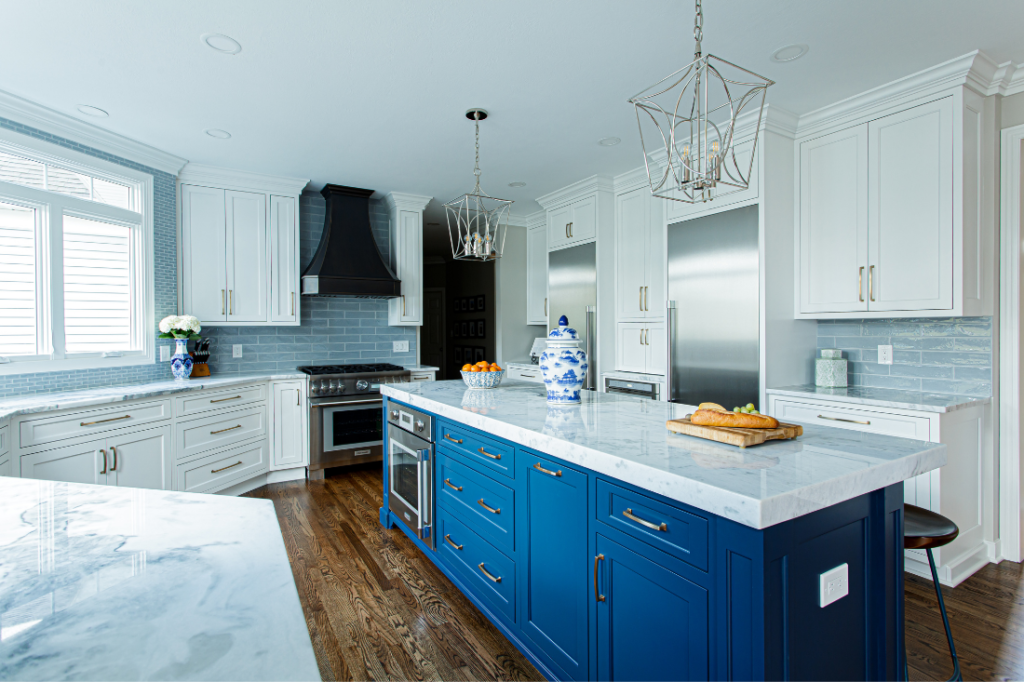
[0,201,38,357]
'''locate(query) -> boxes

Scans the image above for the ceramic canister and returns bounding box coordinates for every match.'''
[815,348,848,388]
[540,315,588,404]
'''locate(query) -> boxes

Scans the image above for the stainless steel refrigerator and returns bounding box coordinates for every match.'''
[548,242,597,390]
[666,205,759,410]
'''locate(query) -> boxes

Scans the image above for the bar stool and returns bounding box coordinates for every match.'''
[903,503,962,682]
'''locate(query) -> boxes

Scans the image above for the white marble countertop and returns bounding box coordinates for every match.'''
[0,477,319,681]
[766,384,990,413]
[383,380,946,529]
[0,371,306,421]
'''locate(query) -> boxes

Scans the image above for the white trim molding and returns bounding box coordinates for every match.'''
[178,163,308,196]
[535,175,614,211]
[384,191,432,213]
[0,88,187,176]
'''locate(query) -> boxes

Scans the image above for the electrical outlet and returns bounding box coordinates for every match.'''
[819,563,849,608]
[160,345,170,362]
[393,340,409,353]
[878,344,893,365]
[232,344,243,358]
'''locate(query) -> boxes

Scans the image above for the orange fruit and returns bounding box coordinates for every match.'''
[476,361,489,367]
[491,365,502,371]
[461,363,472,371]
[470,365,482,372]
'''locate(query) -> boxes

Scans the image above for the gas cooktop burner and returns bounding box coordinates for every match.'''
[297,363,406,376]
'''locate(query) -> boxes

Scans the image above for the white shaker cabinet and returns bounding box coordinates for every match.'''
[270,195,299,324]
[615,187,665,323]
[271,380,307,470]
[615,323,664,375]
[386,192,431,326]
[105,426,172,490]
[21,439,107,485]
[526,218,548,325]
[225,190,268,322]
[548,195,597,251]
[180,184,228,323]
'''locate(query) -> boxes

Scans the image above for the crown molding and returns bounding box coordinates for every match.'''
[525,210,546,229]
[985,59,1024,98]
[535,175,614,210]
[178,163,308,195]
[505,213,530,228]
[0,88,187,176]
[613,165,650,194]
[385,191,432,213]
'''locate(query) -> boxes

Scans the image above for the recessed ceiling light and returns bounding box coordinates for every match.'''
[508,181,527,188]
[770,44,809,63]
[598,137,621,147]
[201,33,242,55]
[205,129,232,139]
[76,105,108,118]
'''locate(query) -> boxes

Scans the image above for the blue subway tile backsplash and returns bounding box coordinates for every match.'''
[816,317,992,397]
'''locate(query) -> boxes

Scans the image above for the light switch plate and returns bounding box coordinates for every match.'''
[232,344,243,358]
[393,340,409,353]
[878,344,893,365]
[160,345,170,362]
[820,563,849,608]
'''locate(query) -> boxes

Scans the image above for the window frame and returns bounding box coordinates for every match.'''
[0,127,155,375]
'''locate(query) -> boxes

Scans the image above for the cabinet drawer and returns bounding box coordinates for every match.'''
[437,508,516,623]
[507,366,543,384]
[408,372,434,382]
[0,423,8,457]
[0,454,9,477]
[19,400,171,449]
[176,439,268,493]
[437,451,515,556]
[596,479,709,572]
[771,399,930,441]
[175,407,267,460]
[175,383,267,418]
[437,421,514,480]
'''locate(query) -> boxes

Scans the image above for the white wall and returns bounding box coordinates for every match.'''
[495,225,539,364]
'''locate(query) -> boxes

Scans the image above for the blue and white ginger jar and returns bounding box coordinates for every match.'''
[540,315,588,404]
[170,338,193,382]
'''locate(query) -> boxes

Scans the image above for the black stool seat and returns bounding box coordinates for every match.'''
[904,504,959,550]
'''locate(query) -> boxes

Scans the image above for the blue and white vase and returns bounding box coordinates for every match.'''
[170,338,193,382]
[540,315,588,404]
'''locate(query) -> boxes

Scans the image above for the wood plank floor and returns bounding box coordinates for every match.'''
[248,467,1024,681]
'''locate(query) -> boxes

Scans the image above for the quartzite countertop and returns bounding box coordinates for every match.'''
[382,379,946,529]
[0,476,319,681]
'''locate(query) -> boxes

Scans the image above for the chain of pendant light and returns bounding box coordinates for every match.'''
[472,111,484,196]
[693,0,703,59]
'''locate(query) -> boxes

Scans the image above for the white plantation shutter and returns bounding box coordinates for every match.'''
[62,215,134,354]
[0,201,38,356]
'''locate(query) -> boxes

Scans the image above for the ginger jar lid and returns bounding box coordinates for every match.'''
[547,315,580,343]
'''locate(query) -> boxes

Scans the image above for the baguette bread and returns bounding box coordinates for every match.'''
[690,408,779,430]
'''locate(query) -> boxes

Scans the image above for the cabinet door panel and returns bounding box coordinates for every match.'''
[645,324,666,376]
[225,190,268,322]
[645,196,665,320]
[596,534,709,681]
[180,185,226,323]
[548,205,572,251]
[518,451,589,680]
[615,189,648,322]
[390,209,422,324]
[570,195,597,243]
[270,195,298,323]
[21,439,106,485]
[616,323,648,374]
[108,426,171,490]
[526,226,548,325]
[272,381,306,469]
[868,99,953,312]
[799,126,869,313]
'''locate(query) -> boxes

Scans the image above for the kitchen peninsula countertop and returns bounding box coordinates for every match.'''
[766,384,990,413]
[0,477,319,681]
[382,379,946,529]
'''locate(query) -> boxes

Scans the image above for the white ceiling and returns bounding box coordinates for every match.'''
[3,0,1023,220]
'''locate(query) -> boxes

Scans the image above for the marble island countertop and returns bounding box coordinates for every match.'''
[382,380,946,529]
[766,384,990,413]
[0,477,319,681]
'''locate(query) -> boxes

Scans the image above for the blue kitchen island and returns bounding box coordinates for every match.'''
[380,379,946,682]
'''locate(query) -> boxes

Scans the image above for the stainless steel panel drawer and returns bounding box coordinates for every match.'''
[771,399,930,441]
[175,407,267,461]
[175,383,267,418]
[19,400,171,449]
[176,439,268,493]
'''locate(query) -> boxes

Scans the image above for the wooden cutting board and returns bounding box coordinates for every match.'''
[666,417,803,448]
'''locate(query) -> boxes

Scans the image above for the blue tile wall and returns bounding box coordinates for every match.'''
[0,117,178,398]
[198,190,416,372]
[816,317,992,397]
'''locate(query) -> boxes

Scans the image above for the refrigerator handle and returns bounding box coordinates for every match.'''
[665,300,676,402]
[586,305,596,391]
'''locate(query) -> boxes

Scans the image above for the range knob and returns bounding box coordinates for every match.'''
[415,420,425,432]
[311,383,320,395]
[356,379,369,391]
[319,379,329,394]
[329,379,339,393]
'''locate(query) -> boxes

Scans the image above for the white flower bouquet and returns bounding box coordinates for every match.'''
[158,315,202,341]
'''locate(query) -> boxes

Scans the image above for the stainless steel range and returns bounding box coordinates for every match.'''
[300,363,410,479]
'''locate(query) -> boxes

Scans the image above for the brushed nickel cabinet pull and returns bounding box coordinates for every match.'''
[229,290,233,315]
[478,446,501,460]
[623,508,668,532]
[210,395,242,403]
[569,222,573,238]
[645,286,648,311]
[99,449,108,475]
[544,298,547,316]
[221,289,225,315]
[533,462,562,477]
[109,446,118,472]
[594,554,606,602]
[444,434,463,444]
[290,292,294,317]
[818,414,871,426]
[211,424,242,435]
[296,390,300,406]
[478,563,502,583]
[640,286,643,311]
[869,265,875,302]
[402,295,406,316]
[444,478,463,492]
[444,534,462,550]
[212,460,242,474]
[477,499,501,514]
[566,224,570,239]
[859,267,865,303]
[81,414,131,426]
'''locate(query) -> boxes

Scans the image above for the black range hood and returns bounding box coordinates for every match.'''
[301,184,401,298]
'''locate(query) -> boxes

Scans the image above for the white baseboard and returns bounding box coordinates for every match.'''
[214,466,308,497]
[905,542,993,587]
[268,467,307,484]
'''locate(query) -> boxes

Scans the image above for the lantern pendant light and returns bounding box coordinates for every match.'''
[444,109,513,262]
[628,0,774,204]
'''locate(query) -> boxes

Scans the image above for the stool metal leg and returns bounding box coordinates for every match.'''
[926,548,962,682]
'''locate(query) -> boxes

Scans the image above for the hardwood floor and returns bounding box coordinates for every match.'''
[248,468,1024,681]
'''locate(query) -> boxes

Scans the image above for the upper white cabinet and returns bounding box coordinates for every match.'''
[178,165,307,327]
[615,187,665,322]
[386,192,431,326]
[526,214,548,325]
[548,195,597,250]
[796,91,992,318]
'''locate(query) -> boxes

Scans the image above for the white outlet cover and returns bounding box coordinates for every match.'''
[819,563,849,608]
[393,340,409,353]
[232,344,243,358]
[160,345,170,362]
[878,344,893,365]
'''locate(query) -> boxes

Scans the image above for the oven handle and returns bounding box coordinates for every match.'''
[311,399,383,408]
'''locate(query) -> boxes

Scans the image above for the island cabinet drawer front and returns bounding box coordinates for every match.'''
[177,440,268,493]
[175,407,266,460]
[772,399,929,441]
[19,400,171,449]
[596,479,709,572]
[174,384,267,418]
[437,452,515,555]
[437,508,516,623]
[437,421,514,479]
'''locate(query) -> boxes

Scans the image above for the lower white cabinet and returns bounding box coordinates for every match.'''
[176,439,269,494]
[271,380,307,470]
[615,323,665,375]
[21,438,107,485]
